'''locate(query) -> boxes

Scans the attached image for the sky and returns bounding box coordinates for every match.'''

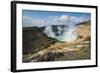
[22,10,91,27]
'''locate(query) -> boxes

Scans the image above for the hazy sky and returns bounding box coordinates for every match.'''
[22,10,91,27]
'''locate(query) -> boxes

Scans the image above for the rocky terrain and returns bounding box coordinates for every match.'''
[22,21,91,63]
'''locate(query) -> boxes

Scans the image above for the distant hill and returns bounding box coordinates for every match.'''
[76,20,91,26]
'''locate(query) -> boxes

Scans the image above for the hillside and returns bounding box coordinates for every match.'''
[23,21,91,62]
[23,27,59,54]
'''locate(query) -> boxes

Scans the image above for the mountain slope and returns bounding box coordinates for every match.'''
[23,27,59,54]
[23,21,91,62]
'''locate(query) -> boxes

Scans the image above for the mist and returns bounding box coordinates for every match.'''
[23,15,90,42]
[43,15,84,42]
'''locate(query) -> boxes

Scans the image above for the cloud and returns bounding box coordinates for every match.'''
[23,16,32,21]
[22,16,33,27]
[23,16,46,27]
[32,19,46,27]
[23,15,90,27]
[70,15,90,25]
[59,15,70,22]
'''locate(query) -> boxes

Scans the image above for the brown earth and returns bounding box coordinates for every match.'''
[23,21,91,62]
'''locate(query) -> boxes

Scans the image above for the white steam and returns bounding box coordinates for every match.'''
[44,23,78,42]
[44,25,55,38]
[59,27,78,42]
[23,15,90,42]
[43,15,78,42]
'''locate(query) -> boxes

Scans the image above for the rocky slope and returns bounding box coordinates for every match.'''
[23,21,91,62]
